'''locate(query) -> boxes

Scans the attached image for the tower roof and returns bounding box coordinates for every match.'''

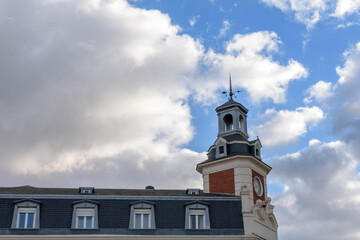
[215,99,248,113]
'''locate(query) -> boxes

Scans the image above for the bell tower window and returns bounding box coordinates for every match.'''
[223,114,233,132]
[239,115,245,131]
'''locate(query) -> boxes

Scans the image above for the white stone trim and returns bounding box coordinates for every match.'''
[0,235,261,240]
[208,139,261,152]
[198,156,271,176]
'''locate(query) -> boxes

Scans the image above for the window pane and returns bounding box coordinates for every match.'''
[86,216,93,229]
[27,213,34,228]
[190,215,196,229]
[135,214,141,228]
[143,214,149,229]
[198,215,204,229]
[78,216,84,228]
[19,213,26,228]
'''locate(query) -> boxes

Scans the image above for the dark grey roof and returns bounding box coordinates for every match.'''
[205,134,262,162]
[0,186,234,197]
[215,99,248,113]
[199,135,270,169]
[223,133,248,142]
[0,187,244,236]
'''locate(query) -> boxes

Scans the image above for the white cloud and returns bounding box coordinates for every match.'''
[193,31,308,104]
[271,141,360,240]
[308,138,321,145]
[336,21,355,28]
[332,42,360,156]
[189,15,200,27]
[261,0,289,11]
[304,80,334,104]
[333,0,360,18]
[0,0,204,188]
[0,0,309,189]
[218,20,230,38]
[271,43,360,239]
[0,0,310,192]
[226,31,281,54]
[336,42,360,85]
[260,0,360,29]
[254,106,324,146]
[260,0,330,29]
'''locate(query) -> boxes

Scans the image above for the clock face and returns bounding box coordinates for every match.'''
[254,176,263,196]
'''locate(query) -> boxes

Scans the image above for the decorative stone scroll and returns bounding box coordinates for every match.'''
[254,197,278,229]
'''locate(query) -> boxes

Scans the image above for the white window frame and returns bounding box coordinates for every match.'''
[189,209,205,229]
[133,208,151,229]
[129,201,156,229]
[71,200,99,229]
[16,207,36,229]
[253,176,263,196]
[11,200,41,229]
[75,208,95,229]
[185,202,210,230]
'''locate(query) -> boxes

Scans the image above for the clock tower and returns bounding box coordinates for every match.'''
[196,77,278,239]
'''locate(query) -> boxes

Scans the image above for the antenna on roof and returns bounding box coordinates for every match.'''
[222,73,241,100]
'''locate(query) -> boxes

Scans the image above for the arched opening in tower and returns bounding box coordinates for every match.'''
[239,115,245,131]
[223,114,233,132]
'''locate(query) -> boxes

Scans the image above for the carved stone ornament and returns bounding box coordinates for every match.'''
[240,184,249,192]
[254,197,277,229]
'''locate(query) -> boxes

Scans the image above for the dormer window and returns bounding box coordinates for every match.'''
[215,141,227,158]
[189,209,205,229]
[17,208,36,228]
[219,146,224,154]
[255,144,261,158]
[223,114,233,131]
[71,200,99,229]
[129,201,156,229]
[185,202,210,230]
[76,208,95,229]
[134,209,151,229]
[186,188,200,195]
[79,187,94,194]
[11,199,41,229]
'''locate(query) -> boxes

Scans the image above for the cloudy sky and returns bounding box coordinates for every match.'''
[1,0,360,239]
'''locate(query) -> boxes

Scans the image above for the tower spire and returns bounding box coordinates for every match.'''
[229,73,234,100]
[222,73,240,100]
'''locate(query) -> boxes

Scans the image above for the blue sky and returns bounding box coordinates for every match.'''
[129,0,358,155]
[1,0,360,239]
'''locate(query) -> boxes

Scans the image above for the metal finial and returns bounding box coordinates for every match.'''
[222,73,241,100]
[229,73,234,100]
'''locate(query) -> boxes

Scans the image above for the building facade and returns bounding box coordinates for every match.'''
[0,87,278,240]
[197,96,278,239]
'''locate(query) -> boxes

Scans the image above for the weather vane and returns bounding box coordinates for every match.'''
[222,73,241,100]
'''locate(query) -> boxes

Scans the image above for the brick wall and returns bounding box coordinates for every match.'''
[209,168,235,194]
[252,170,265,204]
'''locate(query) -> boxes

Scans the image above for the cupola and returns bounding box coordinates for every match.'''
[216,76,248,140]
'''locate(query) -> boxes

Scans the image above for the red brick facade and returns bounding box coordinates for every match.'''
[252,170,265,204]
[209,168,235,194]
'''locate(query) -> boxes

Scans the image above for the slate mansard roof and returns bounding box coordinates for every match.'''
[198,134,265,165]
[0,186,244,236]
